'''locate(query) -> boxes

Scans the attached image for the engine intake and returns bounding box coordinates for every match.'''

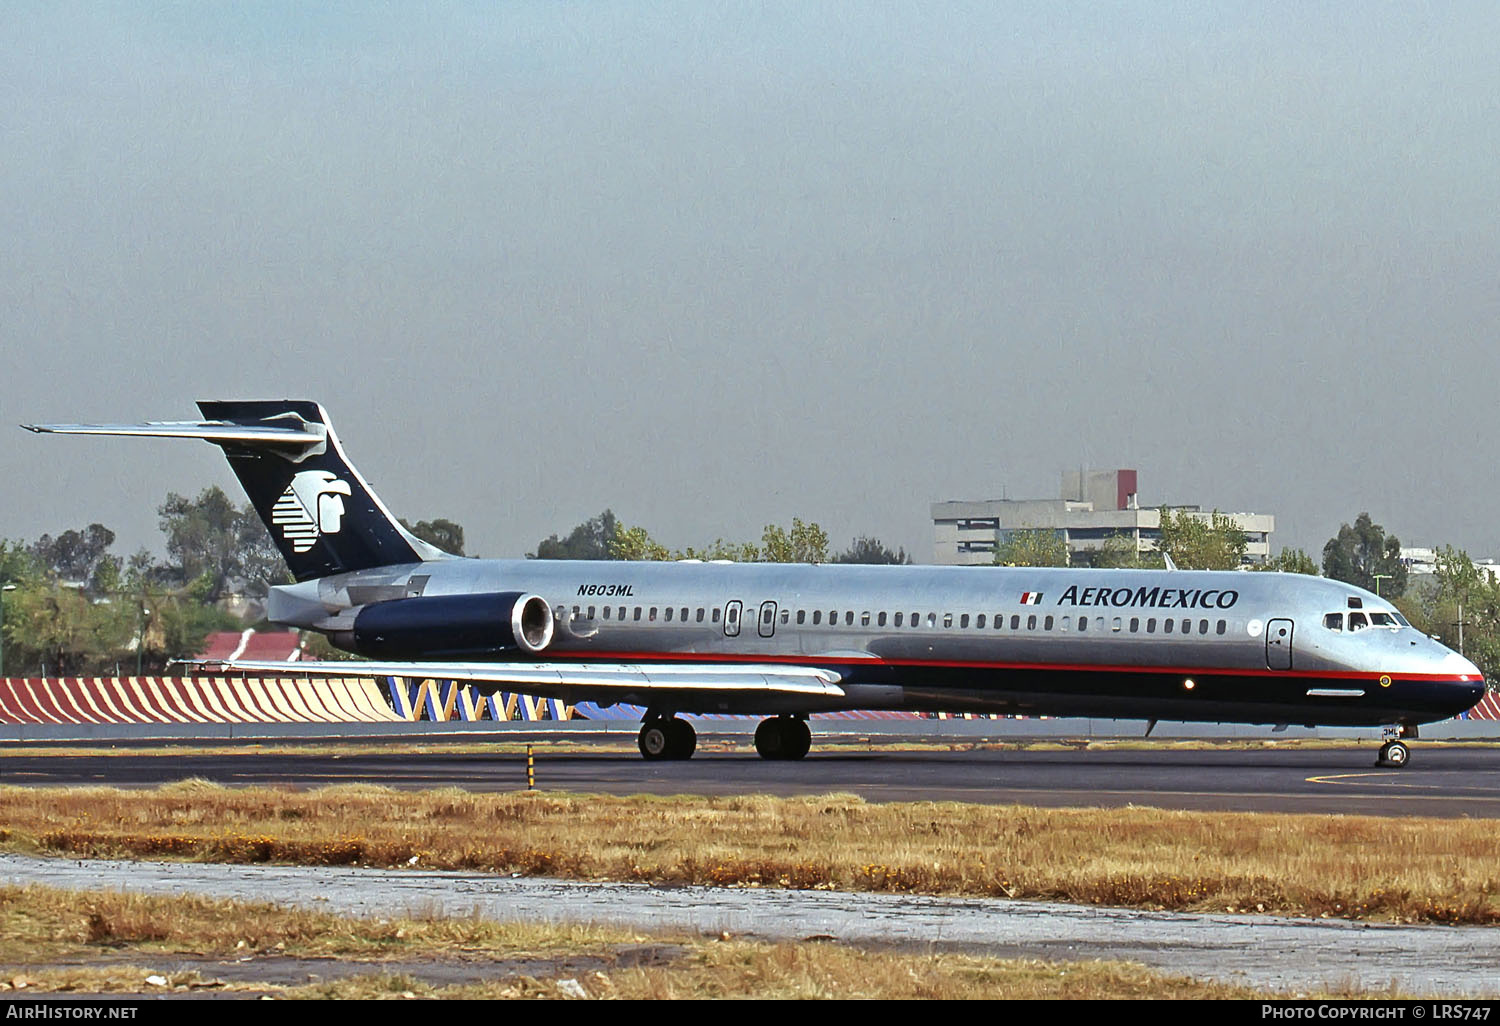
[350,591,554,659]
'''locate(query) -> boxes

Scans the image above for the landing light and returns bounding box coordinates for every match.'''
[1183,678,1196,691]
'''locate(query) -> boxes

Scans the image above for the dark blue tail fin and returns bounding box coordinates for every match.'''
[25,401,449,582]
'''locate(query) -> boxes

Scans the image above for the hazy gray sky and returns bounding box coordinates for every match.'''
[4,2,1498,562]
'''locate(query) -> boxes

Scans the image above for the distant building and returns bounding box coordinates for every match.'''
[932,469,1274,566]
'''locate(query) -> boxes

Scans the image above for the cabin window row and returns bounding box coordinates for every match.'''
[566,604,1229,636]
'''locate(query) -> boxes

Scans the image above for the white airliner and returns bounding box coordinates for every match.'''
[24,401,1484,767]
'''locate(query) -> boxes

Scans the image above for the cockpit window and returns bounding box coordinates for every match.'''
[1348,612,1369,631]
[1369,612,1398,628]
[1323,613,1343,631]
[1391,610,1411,627]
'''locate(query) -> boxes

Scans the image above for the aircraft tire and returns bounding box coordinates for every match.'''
[1377,740,1410,768]
[668,717,697,760]
[754,717,811,760]
[783,717,811,760]
[638,721,672,760]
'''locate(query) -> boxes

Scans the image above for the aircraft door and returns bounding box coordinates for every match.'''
[723,601,742,638]
[1266,619,1294,670]
[758,600,778,638]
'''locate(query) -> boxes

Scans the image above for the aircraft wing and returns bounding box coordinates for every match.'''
[190,658,846,699]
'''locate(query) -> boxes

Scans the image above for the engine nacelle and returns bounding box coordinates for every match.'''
[349,591,554,659]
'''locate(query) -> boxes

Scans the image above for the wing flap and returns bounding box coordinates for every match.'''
[189,658,846,697]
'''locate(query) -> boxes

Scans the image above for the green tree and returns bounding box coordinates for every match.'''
[1087,532,1161,569]
[30,524,118,593]
[158,487,291,601]
[401,517,465,556]
[531,510,619,560]
[759,518,829,564]
[1394,546,1500,686]
[1251,548,1321,575]
[1321,513,1407,597]
[831,536,912,565]
[993,529,1070,567]
[1156,509,1247,570]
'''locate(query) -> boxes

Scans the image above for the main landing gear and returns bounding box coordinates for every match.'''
[638,715,696,761]
[1376,724,1416,768]
[754,716,811,761]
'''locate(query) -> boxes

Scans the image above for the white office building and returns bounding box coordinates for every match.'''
[933,469,1274,566]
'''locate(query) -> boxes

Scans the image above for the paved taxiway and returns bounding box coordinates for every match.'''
[4,737,1500,816]
[3,852,1496,996]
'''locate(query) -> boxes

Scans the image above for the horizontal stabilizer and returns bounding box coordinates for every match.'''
[21,420,325,447]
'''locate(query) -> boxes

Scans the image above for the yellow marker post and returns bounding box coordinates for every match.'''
[527,743,535,790]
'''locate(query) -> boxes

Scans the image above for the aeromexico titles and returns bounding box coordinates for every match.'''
[24,401,1485,768]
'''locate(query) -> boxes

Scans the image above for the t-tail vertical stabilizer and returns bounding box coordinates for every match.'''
[22,400,449,581]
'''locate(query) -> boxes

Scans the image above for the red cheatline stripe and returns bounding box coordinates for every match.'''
[541,650,1481,684]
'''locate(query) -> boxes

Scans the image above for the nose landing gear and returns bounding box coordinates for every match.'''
[1376,725,1416,768]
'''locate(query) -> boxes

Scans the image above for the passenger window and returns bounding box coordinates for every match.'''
[1078,616,1088,632]
[796,610,805,625]
[813,610,822,625]
[1112,617,1122,632]
[572,605,581,618]
[976,614,986,628]
[1010,615,1020,629]
[993,612,1003,627]
[619,606,627,620]
[1129,617,1139,632]
[588,606,596,619]
[781,610,790,625]
[928,613,937,628]
[1348,612,1369,631]
[762,607,774,625]
[878,612,887,627]
[603,607,612,620]
[697,608,706,622]
[634,607,642,621]
[846,611,855,626]
[649,607,658,621]
[1163,618,1173,633]
[664,607,674,622]
[1027,614,1037,630]
[942,613,953,628]
[712,607,721,623]
[1044,615,1054,630]
[1216,620,1226,635]
[894,612,903,627]
[682,607,689,621]
[860,611,871,626]
[1199,619,1209,634]
[1146,618,1156,633]
[960,614,970,628]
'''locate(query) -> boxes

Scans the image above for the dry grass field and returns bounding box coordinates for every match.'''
[0,883,1270,999]
[2,781,1498,924]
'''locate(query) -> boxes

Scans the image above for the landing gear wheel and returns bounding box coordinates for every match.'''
[638,720,672,761]
[638,717,696,760]
[754,717,811,760]
[668,717,697,760]
[1376,740,1410,768]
